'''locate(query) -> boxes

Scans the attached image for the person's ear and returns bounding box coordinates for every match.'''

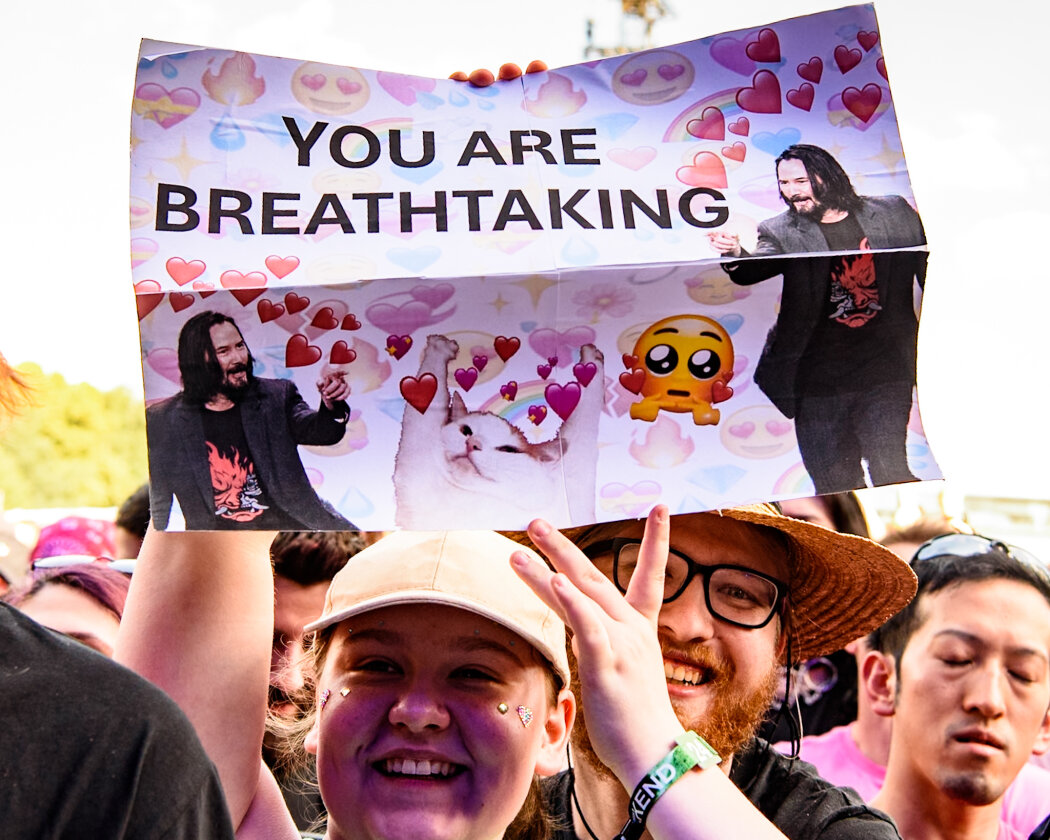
[863,649,897,718]
[534,687,576,776]
[1031,706,1050,756]
[304,718,320,755]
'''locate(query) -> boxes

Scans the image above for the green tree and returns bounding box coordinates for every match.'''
[0,364,148,507]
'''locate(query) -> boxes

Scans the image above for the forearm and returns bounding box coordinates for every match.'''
[115,527,277,827]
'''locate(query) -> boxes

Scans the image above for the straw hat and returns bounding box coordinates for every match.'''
[304,530,569,685]
[506,502,916,662]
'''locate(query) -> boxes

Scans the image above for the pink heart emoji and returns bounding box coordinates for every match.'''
[146,348,181,384]
[765,420,793,436]
[220,270,267,306]
[620,68,647,86]
[527,404,548,425]
[573,362,598,387]
[454,367,478,391]
[834,45,862,74]
[366,300,433,335]
[658,63,685,81]
[192,281,215,298]
[376,71,437,106]
[736,70,781,114]
[285,334,322,368]
[537,364,552,380]
[676,151,728,189]
[842,84,882,123]
[337,77,362,95]
[722,142,746,162]
[134,83,201,129]
[500,382,518,401]
[686,106,725,141]
[728,117,750,136]
[528,327,595,365]
[386,335,413,360]
[607,146,657,171]
[729,422,756,438]
[264,255,300,279]
[786,83,815,112]
[797,57,823,84]
[545,382,581,421]
[745,28,780,63]
[166,257,206,286]
[472,355,488,372]
[409,283,455,309]
[301,73,325,91]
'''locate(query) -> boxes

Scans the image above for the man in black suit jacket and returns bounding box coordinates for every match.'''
[147,311,353,530]
[709,144,927,493]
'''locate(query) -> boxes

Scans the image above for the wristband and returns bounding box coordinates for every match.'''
[613,730,721,840]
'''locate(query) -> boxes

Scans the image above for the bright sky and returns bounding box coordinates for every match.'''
[2,0,1047,500]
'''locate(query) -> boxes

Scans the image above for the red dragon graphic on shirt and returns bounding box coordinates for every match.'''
[828,236,881,327]
[207,442,267,522]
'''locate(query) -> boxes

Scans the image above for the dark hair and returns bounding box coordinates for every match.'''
[270,531,368,586]
[776,144,862,214]
[870,541,1050,664]
[177,311,251,404]
[4,564,131,621]
[116,483,152,540]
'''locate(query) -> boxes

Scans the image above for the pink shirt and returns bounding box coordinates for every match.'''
[776,724,1050,837]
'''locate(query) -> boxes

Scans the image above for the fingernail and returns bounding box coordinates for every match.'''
[530,520,552,537]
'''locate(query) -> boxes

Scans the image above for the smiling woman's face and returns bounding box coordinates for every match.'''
[307,602,566,840]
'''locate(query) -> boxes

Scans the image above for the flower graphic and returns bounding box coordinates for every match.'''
[572,283,636,322]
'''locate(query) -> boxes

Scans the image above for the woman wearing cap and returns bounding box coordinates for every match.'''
[116,528,575,840]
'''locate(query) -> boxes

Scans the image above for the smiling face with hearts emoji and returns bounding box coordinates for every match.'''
[611,50,695,106]
[291,62,370,115]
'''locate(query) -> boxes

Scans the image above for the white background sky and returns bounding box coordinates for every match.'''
[2,0,1048,501]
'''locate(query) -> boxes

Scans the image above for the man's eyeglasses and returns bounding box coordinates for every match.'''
[913,533,1048,580]
[584,538,786,629]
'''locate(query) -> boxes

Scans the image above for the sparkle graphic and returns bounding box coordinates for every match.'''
[512,274,558,308]
[164,137,211,181]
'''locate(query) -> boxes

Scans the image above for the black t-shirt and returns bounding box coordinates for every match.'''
[0,602,235,839]
[542,739,900,840]
[798,213,903,394]
[201,404,305,529]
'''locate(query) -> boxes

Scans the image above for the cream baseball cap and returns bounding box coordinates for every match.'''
[304,530,569,685]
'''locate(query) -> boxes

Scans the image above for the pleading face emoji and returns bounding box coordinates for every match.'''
[628,315,734,425]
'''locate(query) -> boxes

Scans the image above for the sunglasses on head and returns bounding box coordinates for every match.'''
[913,533,1046,577]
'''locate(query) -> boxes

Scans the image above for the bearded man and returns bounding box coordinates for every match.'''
[517,504,918,839]
[708,143,927,494]
[146,311,353,530]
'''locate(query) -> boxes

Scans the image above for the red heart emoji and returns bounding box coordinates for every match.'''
[727,117,750,137]
[745,28,780,63]
[711,380,734,404]
[285,334,322,368]
[166,257,206,286]
[257,299,285,323]
[686,106,725,141]
[284,292,310,314]
[265,254,300,279]
[621,354,639,370]
[786,83,814,111]
[400,373,438,414]
[834,45,862,74]
[494,336,520,362]
[134,280,163,320]
[341,314,362,331]
[797,57,823,84]
[330,340,356,365]
[169,292,194,313]
[310,306,339,330]
[230,288,265,306]
[677,151,728,189]
[722,141,746,162]
[736,70,781,114]
[842,84,882,123]
[876,57,888,80]
[619,369,645,395]
[857,30,879,52]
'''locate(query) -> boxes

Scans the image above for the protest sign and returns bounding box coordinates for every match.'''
[131,3,940,530]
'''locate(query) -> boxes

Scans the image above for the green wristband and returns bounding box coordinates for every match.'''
[614,731,721,840]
